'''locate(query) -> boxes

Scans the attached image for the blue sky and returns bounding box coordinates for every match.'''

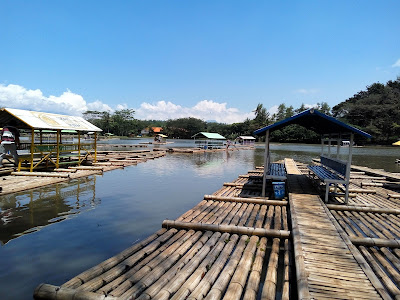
[1,1,399,123]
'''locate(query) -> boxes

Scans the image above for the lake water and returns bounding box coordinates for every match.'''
[1,141,399,299]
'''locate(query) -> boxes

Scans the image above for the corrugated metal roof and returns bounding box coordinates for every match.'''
[254,109,372,138]
[0,108,102,132]
[192,132,226,139]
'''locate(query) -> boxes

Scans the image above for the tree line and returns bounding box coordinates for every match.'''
[83,76,400,145]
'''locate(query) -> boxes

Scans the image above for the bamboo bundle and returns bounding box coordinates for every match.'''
[327,204,400,215]
[11,171,70,178]
[203,195,287,206]
[119,231,213,299]
[62,228,168,289]
[76,229,180,292]
[166,232,232,300]
[186,234,239,300]
[221,203,242,225]
[359,246,400,298]
[254,205,267,228]
[97,230,189,295]
[351,237,400,248]
[34,284,118,300]
[177,200,209,221]
[361,211,398,239]
[147,232,224,300]
[222,236,259,300]
[162,220,291,238]
[109,230,201,297]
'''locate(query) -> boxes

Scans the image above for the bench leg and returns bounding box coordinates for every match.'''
[325,184,330,203]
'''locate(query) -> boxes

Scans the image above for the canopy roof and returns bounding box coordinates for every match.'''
[392,141,400,146]
[0,108,102,132]
[237,136,256,140]
[192,132,226,139]
[254,108,372,138]
[157,134,168,138]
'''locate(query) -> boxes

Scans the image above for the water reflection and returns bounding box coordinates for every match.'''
[0,176,99,245]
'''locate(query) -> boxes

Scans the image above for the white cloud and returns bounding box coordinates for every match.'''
[135,100,253,123]
[293,88,319,95]
[392,59,400,68]
[0,83,112,116]
[0,83,271,124]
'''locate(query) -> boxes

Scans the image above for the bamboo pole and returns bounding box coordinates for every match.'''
[350,237,400,248]
[203,195,287,206]
[162,220,291,238]
[11,171,70,178]
[53,168,77,173]
[261,238,280,300]
[34,284,119,300]
[327,204,400,215]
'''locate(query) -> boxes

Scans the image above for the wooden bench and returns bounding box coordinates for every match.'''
[265,163,287,181]
[308,156,349,203]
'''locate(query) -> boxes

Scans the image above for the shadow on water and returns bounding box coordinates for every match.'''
[0,177,99,245]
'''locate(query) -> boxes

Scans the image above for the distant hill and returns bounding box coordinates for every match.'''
[332,77,400,144]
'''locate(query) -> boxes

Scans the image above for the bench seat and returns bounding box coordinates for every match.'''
[308,165,344,183]
[265,163,287,180]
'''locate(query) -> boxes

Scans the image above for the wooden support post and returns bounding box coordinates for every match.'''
[29,128,34,172]
[56,130,60,169]
[345,133,354,204]
[78,131,81,165]
[262,130,270,197]
[94,132,97,162]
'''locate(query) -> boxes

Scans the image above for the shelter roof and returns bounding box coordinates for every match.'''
[392,141,400,146]
[192,132,226,139]
[0,108,102,132]
[157,134,168,138]
[254,108,372,138]
[151,127,163,133]
[237,136,256,140]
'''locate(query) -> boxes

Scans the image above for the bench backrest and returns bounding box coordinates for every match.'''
[320,156,347,177]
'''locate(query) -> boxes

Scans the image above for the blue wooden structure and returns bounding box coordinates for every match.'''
[254,108,372,203]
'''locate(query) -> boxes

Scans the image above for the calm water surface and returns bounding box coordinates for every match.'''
[0,142,399,299]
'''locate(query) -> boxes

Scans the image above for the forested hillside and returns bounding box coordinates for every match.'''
[332,77,400,144]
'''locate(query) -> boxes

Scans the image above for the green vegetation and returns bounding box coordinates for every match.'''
[83,76,400,145]
[332,77,400,144]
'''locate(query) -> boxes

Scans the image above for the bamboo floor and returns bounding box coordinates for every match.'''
[0,150,166,196]
[34,158,400,299]
[167,147,254,154]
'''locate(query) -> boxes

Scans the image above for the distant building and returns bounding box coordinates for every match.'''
[141,127,150,135]
[235,136,256,146]
[151,127,163,134]
[192,132,226,149]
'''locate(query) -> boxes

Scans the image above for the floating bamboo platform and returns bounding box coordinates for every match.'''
[0,150,166,196]
[34,158,400,299]
[167,146,254,154]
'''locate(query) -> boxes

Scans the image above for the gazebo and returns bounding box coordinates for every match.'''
[254,108,372,202]
[0,108,102,171]
[235,136,256,146]
[192,132,226,149]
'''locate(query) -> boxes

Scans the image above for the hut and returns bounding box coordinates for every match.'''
[235,136,256,146]
[0,108,102,171]
[153,134,168,144]
[254,108,372,203]
[192,132,226,149]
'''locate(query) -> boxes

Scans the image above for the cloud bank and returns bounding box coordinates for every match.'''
[0,83,255,124]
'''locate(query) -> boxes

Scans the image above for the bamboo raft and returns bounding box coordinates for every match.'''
[0,150,166,196]
[34,158,400,299]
